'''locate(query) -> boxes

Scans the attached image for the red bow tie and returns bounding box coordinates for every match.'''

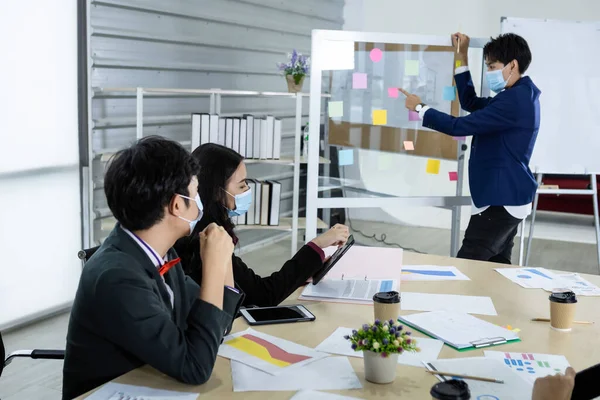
[158,257,181,276]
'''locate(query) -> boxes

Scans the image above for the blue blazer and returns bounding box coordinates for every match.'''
[423,71,541,208]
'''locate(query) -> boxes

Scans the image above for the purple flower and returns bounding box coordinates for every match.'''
[351,343,357,350]
[382,352,388,358]
[291,49,298,65]
[362,324,369,331]
[395,332,401,338]
[389,319,395,325]
[375,319,381,325]
[389,327,396,335]
[344,335,350,340]
[406,331,412,336]
[363,339,370,346]
[372,326,378,332]
[397,325,403,331]
[406,338,412,344]
[382,338,389,345]
[398,347,404,354]
[352,329,358,336]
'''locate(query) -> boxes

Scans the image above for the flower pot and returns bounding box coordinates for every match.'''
[286,75,305,93]
[363,350,399,384]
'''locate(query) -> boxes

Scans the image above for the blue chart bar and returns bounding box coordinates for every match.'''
[511,359,517,366]
[504,359,511,366]
[517,360,523,366]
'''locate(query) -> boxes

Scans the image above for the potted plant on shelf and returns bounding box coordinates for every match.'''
[277,50,310,93]
[346,319,419,384]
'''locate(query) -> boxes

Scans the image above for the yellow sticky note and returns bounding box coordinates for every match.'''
[455,60,462,68]
[372,109,387,125]
[426,159,441,174]
[405,60,420,76]
[328,101,343,118]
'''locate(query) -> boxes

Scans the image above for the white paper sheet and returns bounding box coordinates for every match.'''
[322,246,403,280]
[425,357,533,400]
[484,351,571,384]
[231,356,362,392]
[218,328,328,376]
[291,390,364,400]
[315,327,444,367]
[401,265,470,281]
[545,273,600,296]
[299,279,398,304]
[495,267,563,289]
[401,292,498,316]
[84,383,198,400]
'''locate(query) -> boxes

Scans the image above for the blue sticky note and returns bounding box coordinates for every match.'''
[338,149,354,166]
[443,86,456,101]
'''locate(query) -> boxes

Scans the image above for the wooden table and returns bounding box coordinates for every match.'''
[80,253,600,399]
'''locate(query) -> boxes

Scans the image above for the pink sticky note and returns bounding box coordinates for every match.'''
[388,87,399,98]
[452,136,466,141]
[408,110,420,121]
[370,48,383,63]
[449,172,458,181]
[403,141,414,151]
[352,73,367,89]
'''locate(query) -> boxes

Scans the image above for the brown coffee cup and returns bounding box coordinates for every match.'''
[430,379,471,400]
[373,291,400,323]
[549,291,577,332]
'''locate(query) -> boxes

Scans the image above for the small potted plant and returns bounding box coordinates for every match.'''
[277,50,310,93]
[345,319,419,384]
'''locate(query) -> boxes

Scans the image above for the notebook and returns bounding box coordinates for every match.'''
[267,180,281,225]
[218,118,226,146]
[232,118,240,153]
[209,114,219,144]
[260,181,271,225]
[239,117,247,157]
[398,311,520,351]
[244,115,254,158]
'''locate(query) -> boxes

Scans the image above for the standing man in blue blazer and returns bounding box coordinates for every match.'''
[400,33,541,264]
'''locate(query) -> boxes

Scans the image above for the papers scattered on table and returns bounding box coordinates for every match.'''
[547,273,600,296]
[231,356,362,392]
[425,357,533,400]
[83,383,198,400]
[322,245,403,281]
[398,311,519,350]
[401,265,470,281]
[496,268,600,296]
[484,351,571,384]
[401,292,498,316]
[315,327,444,367]
[291,390,364,400]
[299,279,398,304]
[218,328,328,375]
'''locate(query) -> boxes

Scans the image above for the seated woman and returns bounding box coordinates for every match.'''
[175,143,349,307]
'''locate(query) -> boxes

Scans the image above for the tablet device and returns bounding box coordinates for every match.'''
[240,305,315,326]
[311,235,355,285]
[571,363,600,400]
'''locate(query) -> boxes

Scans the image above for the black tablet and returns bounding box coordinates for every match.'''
[312,235,355,285]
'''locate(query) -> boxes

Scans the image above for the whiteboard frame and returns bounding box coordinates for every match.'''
[306,30,488,255]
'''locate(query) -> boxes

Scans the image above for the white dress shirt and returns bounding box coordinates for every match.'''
[419,65,532,220]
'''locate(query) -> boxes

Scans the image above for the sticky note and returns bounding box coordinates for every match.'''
[328,101,344,118]
[378,154,394,170]
[455,60,462,68]
[426,159,441,175]
[338,149,354,166]
[403,141,414,151]
[370,48,383,63]
[452,136,466,141]
[408,110,420,121]
[352,72,367,89]
[321,40,355,71]
[443,86,456,101]
[449,171,458,181]
[405,60,419,76]
[387,87,399,98]
[373,109,387,126]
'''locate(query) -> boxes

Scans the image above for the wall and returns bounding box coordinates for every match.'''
[343,0,600,231]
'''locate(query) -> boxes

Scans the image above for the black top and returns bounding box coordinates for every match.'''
[174,230,324,307]
[62,225,243,400]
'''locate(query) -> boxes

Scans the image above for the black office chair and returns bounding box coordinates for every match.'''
[1,331,65,378]
[77,246,100,263]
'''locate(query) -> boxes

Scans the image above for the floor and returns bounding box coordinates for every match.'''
[2,214,598,399]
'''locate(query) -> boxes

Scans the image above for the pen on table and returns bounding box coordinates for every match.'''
[531,318,594,325]
[426,370,504,384]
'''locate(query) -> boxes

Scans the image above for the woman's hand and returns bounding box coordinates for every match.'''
[311,224,350,249]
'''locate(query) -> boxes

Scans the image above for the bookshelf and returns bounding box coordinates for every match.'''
[90,87,331,256]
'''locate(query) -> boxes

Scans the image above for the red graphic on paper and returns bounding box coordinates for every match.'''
[243,334,312,364]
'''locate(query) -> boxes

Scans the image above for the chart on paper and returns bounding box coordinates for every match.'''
[484,351,570,384]
[401,265,470,281]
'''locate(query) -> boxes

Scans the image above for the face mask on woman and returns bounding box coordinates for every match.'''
[224,188,253,217]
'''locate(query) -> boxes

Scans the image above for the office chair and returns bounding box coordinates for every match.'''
[77,246,100,263]
[1,331,65,378]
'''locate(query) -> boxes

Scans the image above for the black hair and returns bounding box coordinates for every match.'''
[483,33,532,74]
[104,136,197,231]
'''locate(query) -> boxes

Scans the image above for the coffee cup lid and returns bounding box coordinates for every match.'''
[430,379,471,400]
[372,291,400,304]
[549,291,577,304]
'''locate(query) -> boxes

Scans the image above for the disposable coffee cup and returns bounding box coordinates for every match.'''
[373,291,400,323]
[430,379,471,400]
[549,291,577,332]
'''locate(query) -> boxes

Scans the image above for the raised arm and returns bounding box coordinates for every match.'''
[452,32,492,112]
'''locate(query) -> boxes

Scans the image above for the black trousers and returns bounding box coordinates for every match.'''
[457,206,522,264]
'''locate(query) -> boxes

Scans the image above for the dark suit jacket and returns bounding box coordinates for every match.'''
[62,225,243,399]
[423,72,541,208]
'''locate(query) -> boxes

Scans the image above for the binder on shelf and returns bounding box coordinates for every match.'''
[253,118,261,159]
[209,114,219,144]
[246,179,256,225]
[267,180,281,226]
[260,181,271,225]
[225,118,234,149]
[191,113,206,149]
[232,118,240,153]
[273,118,282,160]
[218,118,226,146]
[238,210,247,225]
[266,116,275,159]
[254,181,262,225]
[259,118,268,159]
[245,115,254,159]
[239,117,247,158]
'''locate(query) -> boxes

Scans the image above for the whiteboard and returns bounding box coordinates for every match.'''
[501,17,600,174]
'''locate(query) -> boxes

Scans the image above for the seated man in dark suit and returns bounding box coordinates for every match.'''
[62,136,244,399]
[401,33,541,265]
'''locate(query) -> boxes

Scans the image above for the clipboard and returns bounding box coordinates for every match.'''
[398,311,521,352]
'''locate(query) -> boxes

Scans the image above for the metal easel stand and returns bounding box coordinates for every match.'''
[521,173,600,273]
